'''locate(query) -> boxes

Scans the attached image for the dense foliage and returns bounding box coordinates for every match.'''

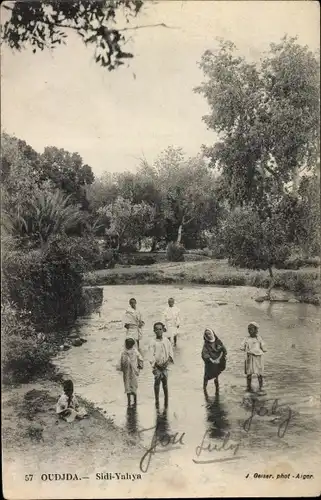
[2,0,144,71]
[195,36,320,206]
[1,302,54,383]
[2,240,83,332]
[166,242,185,262]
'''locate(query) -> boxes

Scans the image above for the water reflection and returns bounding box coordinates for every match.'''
[155,407,170,441]
[204,393,230,439]
[126,406,139,434]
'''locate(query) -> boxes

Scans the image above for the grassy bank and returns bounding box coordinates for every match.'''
[3,376,144,476]
[84,260,320,305]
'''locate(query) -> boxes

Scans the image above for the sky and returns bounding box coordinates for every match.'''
[1,1,319,176]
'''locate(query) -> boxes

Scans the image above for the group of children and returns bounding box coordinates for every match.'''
[56,298,267,419]
[117,298,267,409]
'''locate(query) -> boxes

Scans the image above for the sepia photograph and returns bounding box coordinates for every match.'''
[1,0,320,498]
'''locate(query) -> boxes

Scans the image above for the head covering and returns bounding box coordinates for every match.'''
[248,321,259,330]
[204,328,215,343]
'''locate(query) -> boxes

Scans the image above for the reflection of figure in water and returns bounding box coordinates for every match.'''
[126,405,139,434]
[149,322,174,409]
[241,322,266,393]
[202,328,227,395]
[204,392,229,439]
[117,337,144,407]
[155,407,170,442]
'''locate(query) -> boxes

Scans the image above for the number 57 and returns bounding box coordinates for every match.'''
[25,474,33,481]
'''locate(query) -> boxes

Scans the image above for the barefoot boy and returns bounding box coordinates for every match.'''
[149,322,174,408]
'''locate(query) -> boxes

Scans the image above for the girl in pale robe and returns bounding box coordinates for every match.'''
[241,321,266,392]
[124,297,145,349]
[162,297,180,346]
[117,337,144,407]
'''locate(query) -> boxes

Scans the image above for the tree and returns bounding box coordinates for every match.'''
[1,132,42,213]
[116,165,166,249]
[2,0,144,71]
[297,168,320,256]
[3,189,84,249]
[154,147,221,244]
[98,196,155,250]
[195,37,320,206]
[221,206,291,299]
[39,146,94,208]
[86,172,119,212]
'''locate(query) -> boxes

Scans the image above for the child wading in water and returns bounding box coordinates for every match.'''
[241,322,266,392]
[202,328,227,394]
[118,337,144,407]
[56,380,87,422]
[149,322,174,409]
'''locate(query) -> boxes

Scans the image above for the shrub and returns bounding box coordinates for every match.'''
[166,242,185,262]
[1,302,53,383]
[2,239,83,331]
[118,253,156,266]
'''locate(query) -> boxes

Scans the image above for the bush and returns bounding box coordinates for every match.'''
[2,302,53,383]
[2,239,83,331]
[166,242,185,262]
[118,253,156,266]
[275,256,320,270]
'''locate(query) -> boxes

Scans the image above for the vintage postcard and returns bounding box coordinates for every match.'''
[1,0,320,498]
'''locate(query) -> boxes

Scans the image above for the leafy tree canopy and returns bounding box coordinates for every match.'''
[195,36,320,206]
[2,0,144,71]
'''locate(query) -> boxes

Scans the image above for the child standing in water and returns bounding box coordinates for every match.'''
[56,380,87,422]
[149,322,174,409]
[162,297,181,346]
[241,322,266,392]
[124,298,145,349]
[202,328,227,394]
[118,337,144,407]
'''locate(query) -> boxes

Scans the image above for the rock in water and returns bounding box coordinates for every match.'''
[72,338,83,347]
[255,296,267,303]
[288,298,300,304]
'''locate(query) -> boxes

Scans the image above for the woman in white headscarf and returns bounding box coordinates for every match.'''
[201,328,227,393]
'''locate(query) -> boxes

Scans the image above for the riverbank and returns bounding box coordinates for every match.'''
[84,260,320,305]
[2,376,145,484]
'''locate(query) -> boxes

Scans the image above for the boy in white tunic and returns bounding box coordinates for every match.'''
[149,322,174,408]
[162,297,180,346]
[124,297,145,349]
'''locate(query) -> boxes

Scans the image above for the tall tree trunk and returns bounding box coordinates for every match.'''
[176,224,183,244]
[176,216,185,244]
[267,266,274,300]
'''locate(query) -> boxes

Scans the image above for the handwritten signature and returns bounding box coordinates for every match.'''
[241,397,293,438]
[138,426,185,473]
[193,430,243,464]
[138,398,293,472]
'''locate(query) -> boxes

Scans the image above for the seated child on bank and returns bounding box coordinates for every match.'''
[56,379,87,422]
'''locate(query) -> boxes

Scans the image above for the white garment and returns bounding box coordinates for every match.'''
[149,338,174,367]
[162,306,180,339]
[56,393,79,414]
[123,307,144,340]
[241,335,266,356]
